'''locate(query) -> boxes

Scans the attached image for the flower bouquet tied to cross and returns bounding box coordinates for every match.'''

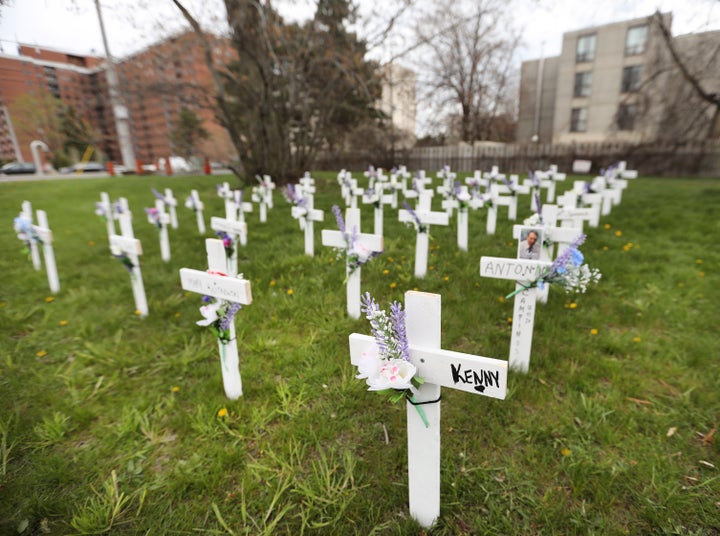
[110,245,135,275]
[196,282,243,345]
[331,206,382,279]
[357,292,430,426]
[13,216,42,254]
[506,234,601,299]
[185,195,200,213]
[450,181,471,210]
[252,175,272,203]
[401,201,429,234]
[94,202,110,221]
[145,207,163,229]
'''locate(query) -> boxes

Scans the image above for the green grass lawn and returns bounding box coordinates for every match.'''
[1,172,718,535]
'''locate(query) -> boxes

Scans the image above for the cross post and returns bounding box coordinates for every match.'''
[180,239,253,399]
[185,189,206,234]
[321,208,383,318]
[349,291,507,528]
[111,200,149,317]
[21,201,42,270]
[398,192,449,278]
[479,257,552,372]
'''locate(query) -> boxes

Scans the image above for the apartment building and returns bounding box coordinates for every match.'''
[517,13,719,144]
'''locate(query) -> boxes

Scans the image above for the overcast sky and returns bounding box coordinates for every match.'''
[1,0,718,63]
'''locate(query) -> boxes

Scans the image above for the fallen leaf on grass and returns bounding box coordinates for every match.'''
[627,397,652,405]
[700,428,715,445]
[657,379,679,397]
[699,460,716,468]
[667,427,677,437]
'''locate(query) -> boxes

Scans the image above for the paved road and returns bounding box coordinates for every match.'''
[0,170,234,183]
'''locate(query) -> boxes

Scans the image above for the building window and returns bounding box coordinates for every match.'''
[573,71,592,97]
[570,107,588,132]
[625,25,648,55]
[617,103,637,130]
[621,65,643,92]
[576,34,596,62]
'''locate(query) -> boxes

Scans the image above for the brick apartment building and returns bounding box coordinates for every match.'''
[0,31,234,168]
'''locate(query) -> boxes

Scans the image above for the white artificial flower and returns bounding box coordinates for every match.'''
[355,342,382,380]
[366,358,418,392]
[196,301,222,326]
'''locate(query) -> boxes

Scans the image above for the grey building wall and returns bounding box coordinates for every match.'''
[517,56,558,143]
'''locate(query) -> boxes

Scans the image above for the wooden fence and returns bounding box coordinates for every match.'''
[315,141,720,176]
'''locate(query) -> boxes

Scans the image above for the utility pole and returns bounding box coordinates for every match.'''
[95,0,136,170]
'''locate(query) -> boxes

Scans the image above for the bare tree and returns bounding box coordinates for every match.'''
[413,0,519,144]
[651,10,720,140]
[170,0,391,183]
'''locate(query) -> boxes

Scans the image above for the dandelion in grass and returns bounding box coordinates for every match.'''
[36,350,47,357]
[590,328,598,335]
[287,289,294,295]
[171,386,180,393]
[633,336,642,343]
[615,230,622,237]
[217,408,228,418]
[45,296,55,303]
[357,292,429,426]
[506,234,601,299]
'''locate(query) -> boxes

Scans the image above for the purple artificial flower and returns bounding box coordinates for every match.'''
[332,205,346,234]
[402,201,427,233]
[151,188,166,202]
[219,302,242,331]
[389,301,409,362]
[534,192,543,221]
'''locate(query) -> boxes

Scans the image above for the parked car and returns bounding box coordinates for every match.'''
[1,162,37,175]
[70,162,106,173]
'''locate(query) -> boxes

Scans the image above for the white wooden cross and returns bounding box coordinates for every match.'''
[399,192,449,278]
[535,165,566,203]
[513,205,578,304]
[571,181,603,227]
[321,207,384,319]
[479,256,552,372]
[361,183,393,236]
[492,177,529,221]
[338,170,354,206]
[163,188,178,229]
[349,291,507,528]
[185,189,206,234]
[556,191,594,232]
[95,192,116,242]
[251,175,275,222]
[217,182,233,203]
[147,200,172,262]
[111,198,148,317]
[348,179,365,209]
[15,208,60,293]
[210,214,245,276]
[179,239,253,400]
[299,172,316,195]
[228,190,252,246]
[292,192,324,256]
[441,185,472,252]
[19,201,42,270]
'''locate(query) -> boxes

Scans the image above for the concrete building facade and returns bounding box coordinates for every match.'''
[516,12,720,144]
